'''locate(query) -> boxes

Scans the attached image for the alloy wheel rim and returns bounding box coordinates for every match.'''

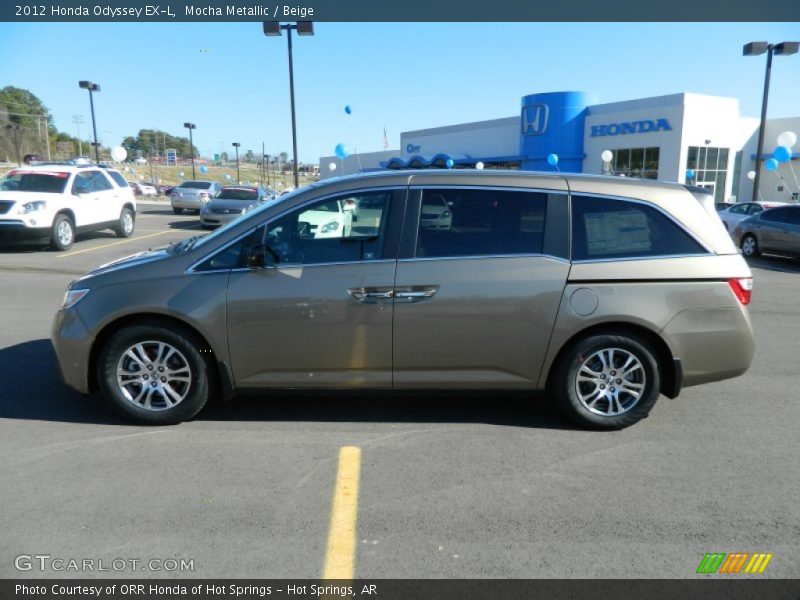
[575,347,645,416]
[58,221,73,245]
[122,212,133,233]
[116,341,192,411]
[743,237,755,256]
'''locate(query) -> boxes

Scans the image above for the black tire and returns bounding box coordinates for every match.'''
[551,333,661,430]
[114,207,135,238]
[741,234,760,258]
[97,324,211,425]
[50,214,75,251]
[172,207,183,215]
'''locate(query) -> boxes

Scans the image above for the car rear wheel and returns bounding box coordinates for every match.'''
[172,207,183,215]
[97,324,211,425]
[552,333,660,430]
[50,214,75,251]
[741,234,759,258]
[114,207,135,238]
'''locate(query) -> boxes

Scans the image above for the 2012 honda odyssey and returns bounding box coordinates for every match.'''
[52,170,756,429]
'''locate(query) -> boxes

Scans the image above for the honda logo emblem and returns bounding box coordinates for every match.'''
[521,104,549,136]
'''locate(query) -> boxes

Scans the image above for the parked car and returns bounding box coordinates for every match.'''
[420,192,453,231]
[52,170,755,429]
[733,205,800,259]
[200,186,273,229]
[718,201,788,233]
[137,182,157,196]
[127,181,142,196]
[23,154,45,165]
[170,180,223,214]
[0,164,136,251]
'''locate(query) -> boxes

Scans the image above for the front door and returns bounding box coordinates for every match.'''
[393,186,571,389]
[226,189,402,388]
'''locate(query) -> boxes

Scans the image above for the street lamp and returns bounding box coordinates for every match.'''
[232,142,241,183]
[5,124,21,166]
[743,41,799,202]
[263,20,314,188]
[183,122,197,179]
[78,81,101,163]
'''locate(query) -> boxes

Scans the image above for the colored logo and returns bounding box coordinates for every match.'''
[521,103,549,136]
[406,144,421,153]
[696,552,773,574]
[590,118,672,137]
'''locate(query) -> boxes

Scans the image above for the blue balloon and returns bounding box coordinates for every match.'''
[686,169,695,179]
[774,146,792,163]
[344,105,352,115]
[335,143,350,160]
[199,165,208,174]
[765,158,779,171]
[546,153,559,166]
[445,158,454,169]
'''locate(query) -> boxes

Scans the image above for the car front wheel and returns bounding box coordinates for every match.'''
[552,333,660,430]
[97,324,211,425]
[50,214,75,251]
[741,234,759,257]
[172,207,183,215]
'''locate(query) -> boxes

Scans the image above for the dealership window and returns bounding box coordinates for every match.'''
[608,147,659,179]
[687,146,729,202]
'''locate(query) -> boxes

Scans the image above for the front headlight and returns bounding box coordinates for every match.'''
[320,220,339,233]
[18,200,46,214]
[63,288,90,309]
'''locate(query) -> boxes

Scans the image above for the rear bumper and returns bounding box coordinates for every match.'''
[662,305,755,388]
[171,197,205,210]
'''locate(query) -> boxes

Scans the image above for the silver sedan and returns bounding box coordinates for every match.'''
[200,186,273,228]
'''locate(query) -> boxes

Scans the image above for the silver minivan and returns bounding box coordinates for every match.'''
[52,170,756,429]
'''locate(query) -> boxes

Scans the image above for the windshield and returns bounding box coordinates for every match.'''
[217,187,258,201]
[185,189,301,253]
[179,181,212,190]
[0,170,70,193]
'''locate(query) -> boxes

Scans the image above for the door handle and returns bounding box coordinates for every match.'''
[394,286,439,303]
[347,287,394,303]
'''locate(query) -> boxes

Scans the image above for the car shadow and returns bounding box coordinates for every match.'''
[0,339,574,430]
[746,255,800,274]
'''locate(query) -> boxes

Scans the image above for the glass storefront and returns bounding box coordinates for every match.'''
[607,147,660,179]
[687,146,729,202]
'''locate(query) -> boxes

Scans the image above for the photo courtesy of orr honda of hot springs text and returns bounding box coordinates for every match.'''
[50,170,756,429]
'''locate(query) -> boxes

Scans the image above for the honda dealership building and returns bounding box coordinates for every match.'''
[320,91,799,205]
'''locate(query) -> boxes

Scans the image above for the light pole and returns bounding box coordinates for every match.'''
[183,122,197,179]
[263,21,314,189]
[743,41,799,203]
[232,142,241,183]
[78,81,101,163]
[5,124,21,166]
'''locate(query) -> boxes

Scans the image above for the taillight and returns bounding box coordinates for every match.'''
[728,277,753,305]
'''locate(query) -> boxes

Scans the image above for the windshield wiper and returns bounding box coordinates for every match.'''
[168,235,201,254]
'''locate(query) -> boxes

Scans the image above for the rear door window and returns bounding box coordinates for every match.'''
[106,171,129,188]
[415,188,548,258]
[571,195,708,261]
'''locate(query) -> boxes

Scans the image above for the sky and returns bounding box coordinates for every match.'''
[0,22,798,163]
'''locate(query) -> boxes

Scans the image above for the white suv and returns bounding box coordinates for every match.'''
[0,164,137,251]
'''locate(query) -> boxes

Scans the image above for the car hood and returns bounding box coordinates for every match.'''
[72,248,171,285]
[0,191,65,203]
[206,199,255,211]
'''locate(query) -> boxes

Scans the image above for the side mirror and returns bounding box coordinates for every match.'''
[246,244,276,269]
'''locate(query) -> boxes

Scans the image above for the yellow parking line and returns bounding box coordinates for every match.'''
[322,446,362,579]
[56,230,174,258]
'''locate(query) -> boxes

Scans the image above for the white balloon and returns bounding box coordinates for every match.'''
[601,150,613,163]
[329,162,337,171]
[777,131,797,148]
[746,170,756,180]
[475,162,484,170]
[110,146,127,162]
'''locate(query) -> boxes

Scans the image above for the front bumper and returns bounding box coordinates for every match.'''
[201,213,241,227]
[0,221,52,242]
[51,308,93,394]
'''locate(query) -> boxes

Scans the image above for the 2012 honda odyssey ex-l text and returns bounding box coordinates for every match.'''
[52,170,756,429]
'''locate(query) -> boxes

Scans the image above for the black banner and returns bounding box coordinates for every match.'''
[2,0,799,22]
[3,580,800,600]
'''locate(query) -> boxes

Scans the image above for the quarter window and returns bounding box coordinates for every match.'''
[571,195,707,261]
[415,188,547,258]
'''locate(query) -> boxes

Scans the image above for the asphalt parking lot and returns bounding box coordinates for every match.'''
[0,202,798,579]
